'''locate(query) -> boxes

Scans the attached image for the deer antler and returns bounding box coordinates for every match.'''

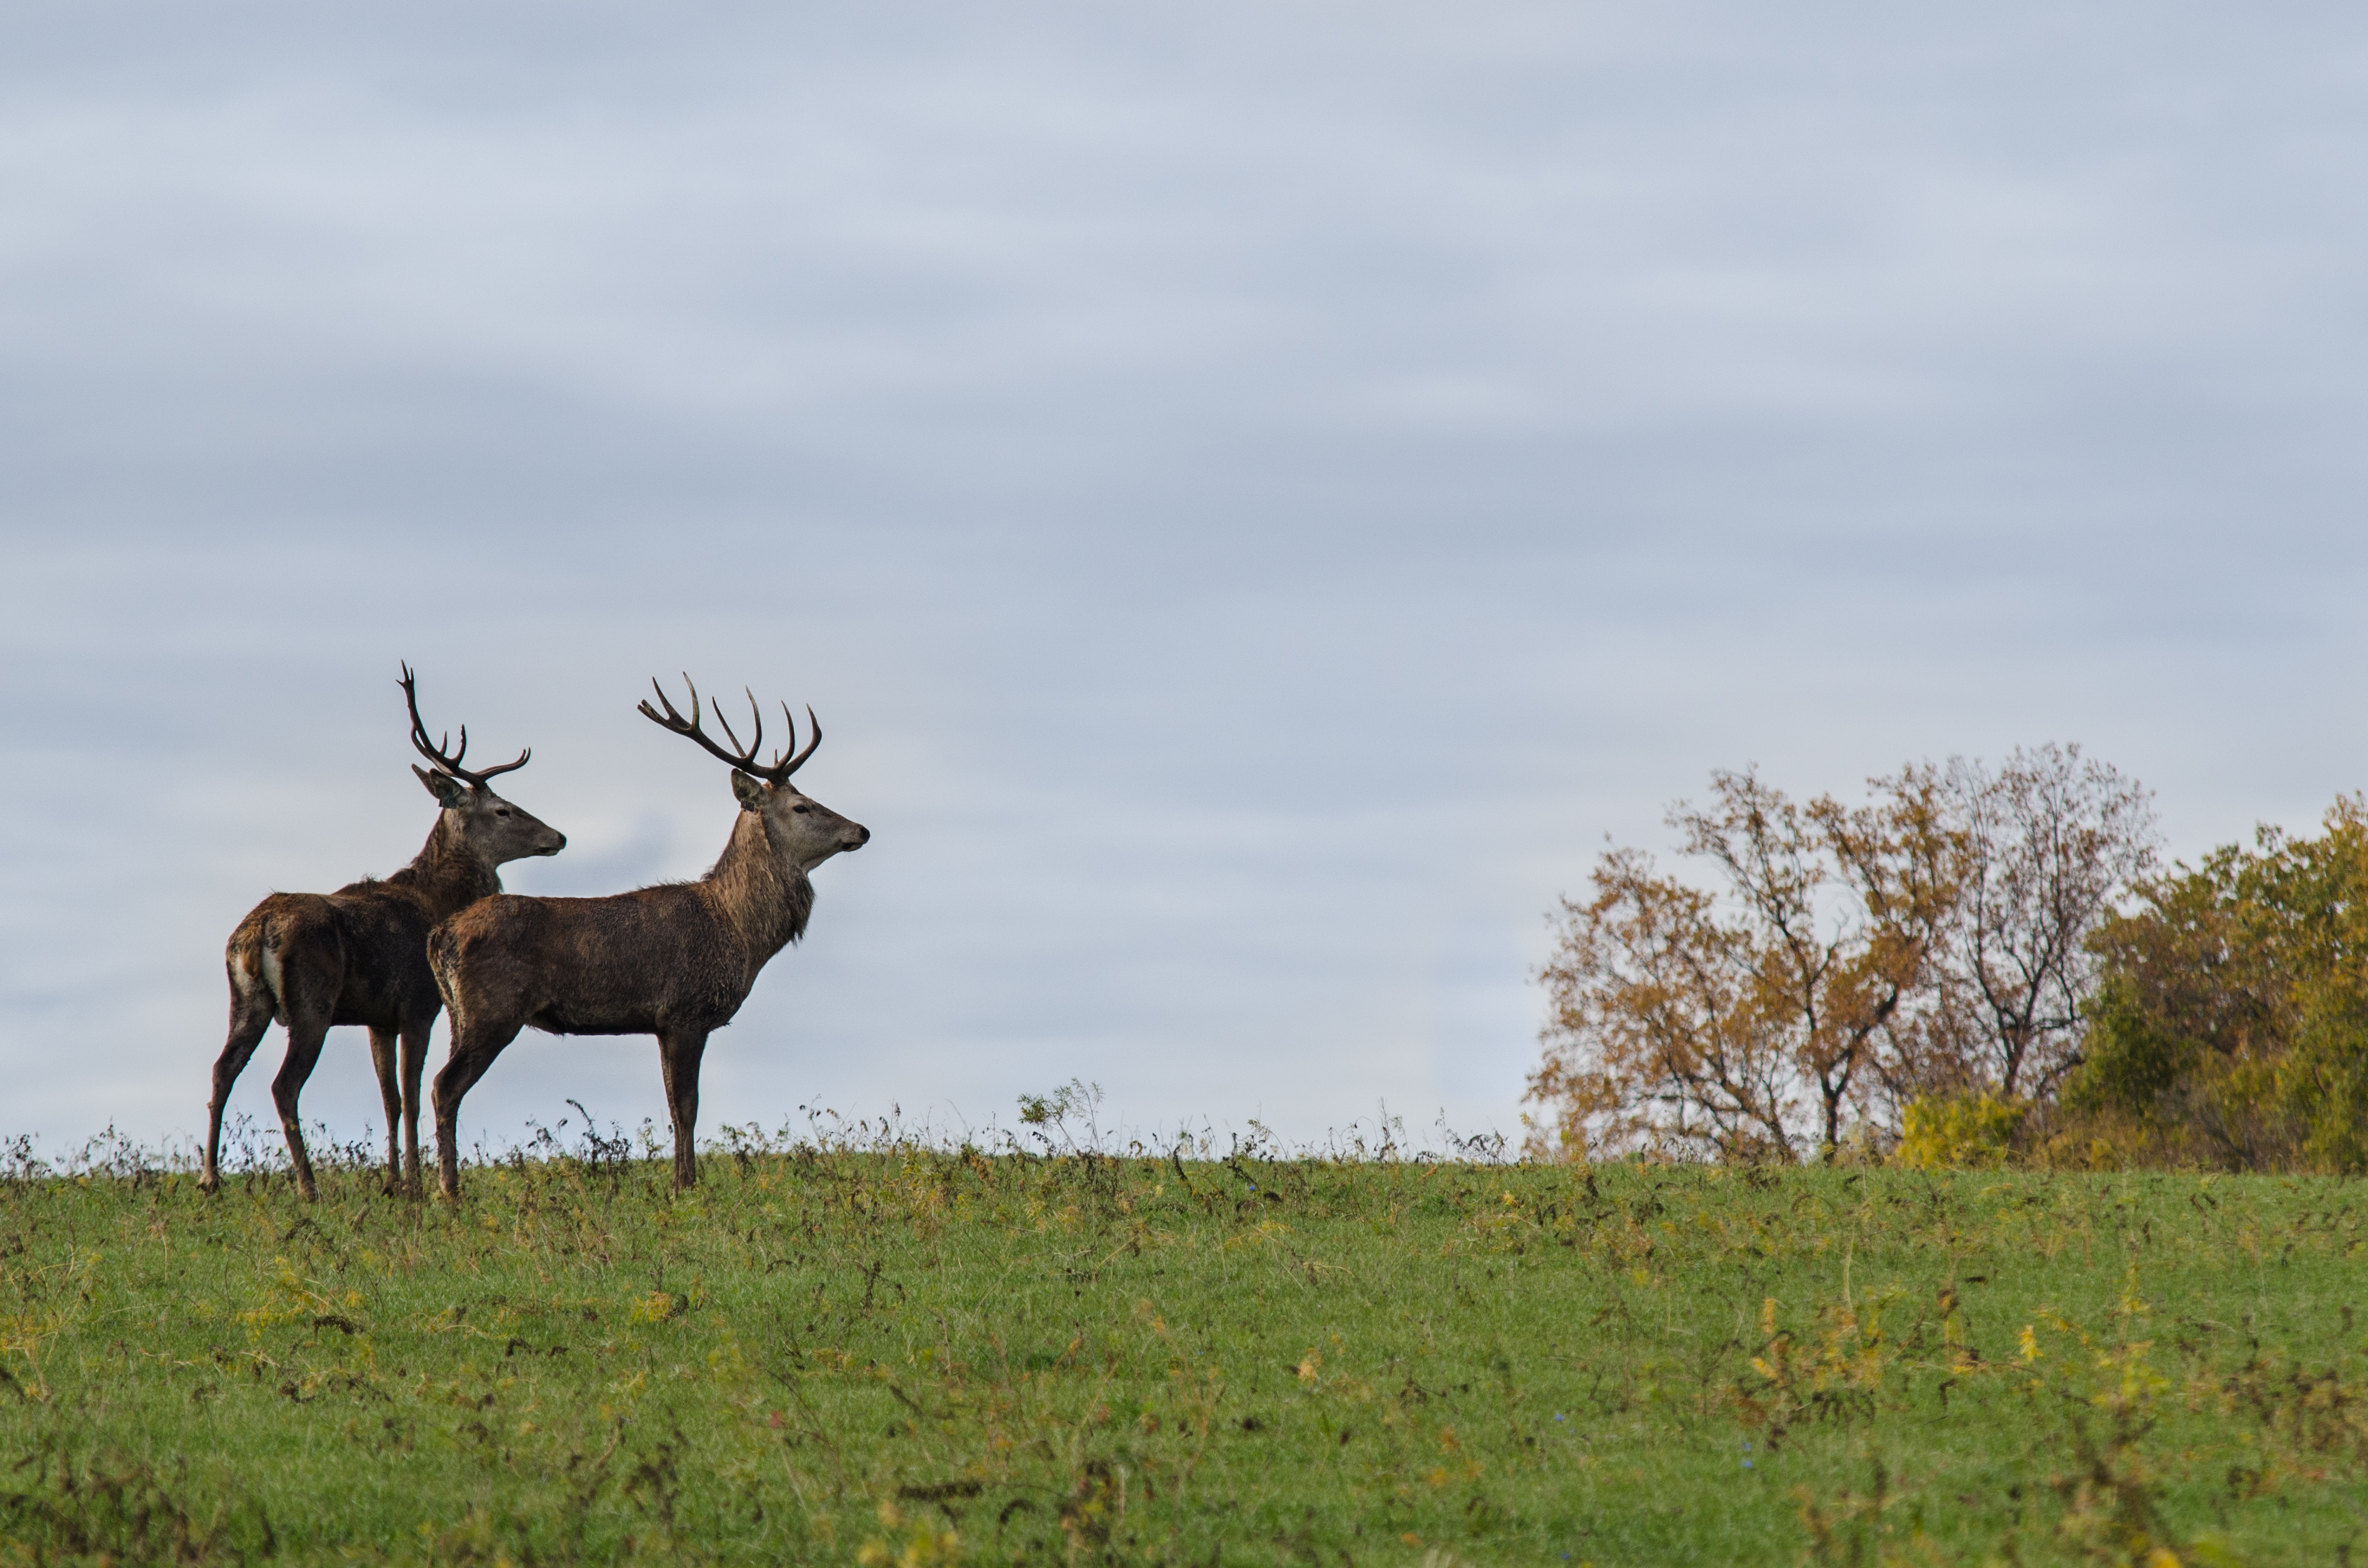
[638,674,820,784]
[399,662,530,788]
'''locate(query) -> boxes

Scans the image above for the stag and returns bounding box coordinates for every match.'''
[427,676,869,1198]
[207,666,566,1200]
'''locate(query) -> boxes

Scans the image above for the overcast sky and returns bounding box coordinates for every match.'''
[5,2,2367,1160]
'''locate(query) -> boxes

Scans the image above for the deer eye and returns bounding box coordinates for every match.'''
[495,808,512,818]
[792,804,810,815]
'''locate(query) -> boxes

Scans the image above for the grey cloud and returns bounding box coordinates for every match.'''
[6,1,2368,1152]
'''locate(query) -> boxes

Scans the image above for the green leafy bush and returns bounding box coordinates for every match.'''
[1893,1093,2024,1169]
[2062,794,2368,1172]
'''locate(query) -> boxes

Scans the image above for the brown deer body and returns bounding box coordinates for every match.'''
[206,668,565,1200]
[428,678,867,1197]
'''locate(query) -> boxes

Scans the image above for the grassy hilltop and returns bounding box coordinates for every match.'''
[2,1130,2365,1566]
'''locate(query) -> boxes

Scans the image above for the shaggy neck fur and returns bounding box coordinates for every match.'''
[386,814,504,915]
[703,812,816,972]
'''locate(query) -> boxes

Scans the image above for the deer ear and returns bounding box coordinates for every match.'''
[414,765,470,808]
[730,770,768,811]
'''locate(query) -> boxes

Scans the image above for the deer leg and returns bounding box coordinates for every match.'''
[203,980,277,1195]
[657,1028,710,1193]
[270,1013,332,1203]
[432,1023,522,1201]
[399,1022,432,1199]
[367,1027,404,1195]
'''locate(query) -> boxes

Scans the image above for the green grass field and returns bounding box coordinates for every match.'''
[2,1125,2365,1566]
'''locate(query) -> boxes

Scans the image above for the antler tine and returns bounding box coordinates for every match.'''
[468,744,532,781]
[745,688,769,764]
[401,662,464,773]
[778,702,822,777]
[635,675,688,731]
[708,687,766,767]
[766,702,796,774]
[398,662,529,788]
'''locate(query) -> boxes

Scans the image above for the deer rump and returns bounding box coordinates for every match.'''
[429,877,813,1039]
[230,887,451,1032]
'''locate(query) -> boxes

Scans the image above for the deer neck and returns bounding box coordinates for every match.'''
[702,812,815,972]
[386,814,504,918]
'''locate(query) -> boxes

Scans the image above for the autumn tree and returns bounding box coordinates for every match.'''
[1937,746,2156,1100]
[1528,747,2159,1164]
[1526,767,1957,1162]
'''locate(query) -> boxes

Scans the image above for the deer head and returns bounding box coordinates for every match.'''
[402,664,567,864]
[639,675,869,870]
